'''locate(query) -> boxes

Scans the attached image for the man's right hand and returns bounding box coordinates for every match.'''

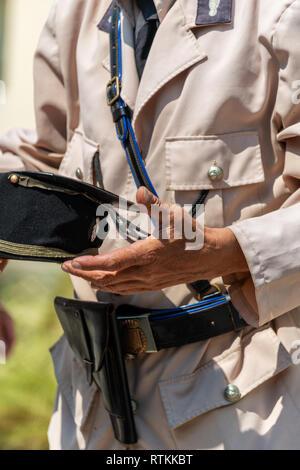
[0,259,8,272]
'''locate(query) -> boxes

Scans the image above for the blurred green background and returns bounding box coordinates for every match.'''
[0,261,73,450]
[0,0,73,450]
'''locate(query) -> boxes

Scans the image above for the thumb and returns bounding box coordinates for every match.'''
[136,187,175,235]
[136,187,164,220]
[136,187,161,213]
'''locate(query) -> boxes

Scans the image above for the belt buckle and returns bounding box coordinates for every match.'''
[198,283,222,301]
[119,313,158,355]
[106,76,120,106]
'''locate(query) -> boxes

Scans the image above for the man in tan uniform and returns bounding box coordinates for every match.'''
[0,0,300,450]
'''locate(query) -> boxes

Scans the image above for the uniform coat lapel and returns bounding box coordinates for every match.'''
[119,11,140,111]
[132,0,208,128]
[98,0,233,144]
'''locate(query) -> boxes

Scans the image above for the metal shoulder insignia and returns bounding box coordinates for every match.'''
[196,0,232,25]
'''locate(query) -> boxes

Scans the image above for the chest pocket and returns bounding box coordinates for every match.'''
[59,129,100,184]
[165,131,264,190]
[158,325,293,450]
[164,130,264,227]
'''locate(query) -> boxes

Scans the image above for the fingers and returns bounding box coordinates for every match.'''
[62,264,140,285]
[62,265,145,289]
[0,307,15,356]
[90,277,179,294]
[61,238,160,292]
[62,266,118,284]
[0,259,8,272]
[67,248,139,272]
[63,245,146,274]
[63,238,158,274]
[90,279,149,293]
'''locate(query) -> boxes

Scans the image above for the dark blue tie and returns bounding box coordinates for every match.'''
[135,0,160,79]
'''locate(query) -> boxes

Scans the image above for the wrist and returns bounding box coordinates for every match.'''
[205,227,249,277]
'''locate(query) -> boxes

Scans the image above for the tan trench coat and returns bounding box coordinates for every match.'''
[1,0,300,450]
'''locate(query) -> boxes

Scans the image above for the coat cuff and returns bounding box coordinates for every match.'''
[228,204,300,327]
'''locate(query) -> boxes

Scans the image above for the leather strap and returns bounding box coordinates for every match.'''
[107,3,217,299]
[107,3,158,195]
[55,296,248,358]
[116,296,248,355]
[107,3,209,213]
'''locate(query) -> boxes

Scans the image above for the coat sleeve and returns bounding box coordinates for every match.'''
[227,0,300,327]
[0,0,67,173]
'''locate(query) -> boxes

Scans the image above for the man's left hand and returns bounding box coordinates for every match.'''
[62,188,249,294]
[0,305,15,357]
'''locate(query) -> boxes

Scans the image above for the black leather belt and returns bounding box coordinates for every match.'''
[56,295,247,357]
[117,297,247,355]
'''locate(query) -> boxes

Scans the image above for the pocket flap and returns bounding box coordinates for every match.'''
[165,131,264,190]
[159,326,292,429]
[59,129,99,184]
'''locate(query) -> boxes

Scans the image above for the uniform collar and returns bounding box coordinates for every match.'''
[180,0,233,28]
[100,0,233,32]
[97,0,233,129]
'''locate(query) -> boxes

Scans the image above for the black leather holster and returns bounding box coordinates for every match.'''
[54,292,247,444]
[54,296,137,445]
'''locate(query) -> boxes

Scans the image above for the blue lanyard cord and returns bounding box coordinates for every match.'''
[149,295,229,321]
[117,11,122,79]
[109,5,227,321]
[115,10,159,197]
[150,294,226,314]
[115,13,128,142]
[126,120,158,196]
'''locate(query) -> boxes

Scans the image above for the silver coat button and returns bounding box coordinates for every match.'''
[224,384,241,403]
[131,399,138,414]
[75,168,83,180]
[208,161,223,182]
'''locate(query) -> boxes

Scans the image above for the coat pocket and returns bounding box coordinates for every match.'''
[165,131,264,191]
[58,129,99,184]
[49,335,98,431]
[158,325,292,449]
